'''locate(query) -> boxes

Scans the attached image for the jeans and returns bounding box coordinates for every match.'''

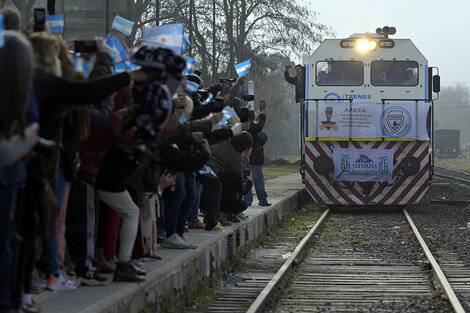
[163,172,196,237]
[43,168,66,276]
[189,180,202,222]
[244,165,268,204]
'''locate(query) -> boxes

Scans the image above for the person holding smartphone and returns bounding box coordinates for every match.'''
[244,103,270,207]
[284,64,305,103]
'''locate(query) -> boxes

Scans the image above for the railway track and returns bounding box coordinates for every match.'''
[434,166,470,184]
[208,206,468,312]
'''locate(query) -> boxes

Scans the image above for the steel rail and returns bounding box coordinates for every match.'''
[246,209,330,313]
[434,172,470,184]
[403,209,465,313]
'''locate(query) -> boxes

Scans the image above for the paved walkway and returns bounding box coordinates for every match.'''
[36,173,305,313]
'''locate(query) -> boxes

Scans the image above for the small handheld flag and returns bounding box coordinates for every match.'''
[105,35,128,63]
[235,59,252,77]
[72,54,89,77]
[186,80,199,93]
[113,61,139,74]
[0,13,4,49]
[199,165,216,177]
[45,13,65,33]
[182,35,190,52]
[184,57,196,75]
[142,24,185,55]
[112,15,134,37]
[202,93,213,105]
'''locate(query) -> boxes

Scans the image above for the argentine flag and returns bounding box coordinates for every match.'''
[182,35,190,52]
[142,24,184,55]
[184,57,196,75]
[235,59,252,77]
[186,80,199,93]
[72,54,89,77]
[105,35,128,63]
[45,13,65,33]
[112,15,134,37]
[202,93,213,105]
[0,13,4,48]
[113,61,139,73]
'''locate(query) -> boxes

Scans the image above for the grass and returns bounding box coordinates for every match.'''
[435,158,470,173]
[263,164,299,180]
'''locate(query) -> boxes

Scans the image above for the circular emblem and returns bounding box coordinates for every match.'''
[324,93,342,103]
[380,106,412,138]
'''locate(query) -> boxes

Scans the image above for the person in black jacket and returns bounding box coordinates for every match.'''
[284,64,305,103]
[245,108,270,206]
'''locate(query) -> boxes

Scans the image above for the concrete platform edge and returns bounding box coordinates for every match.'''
[77,188,307,313]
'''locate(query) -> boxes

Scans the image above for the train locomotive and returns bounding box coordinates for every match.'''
[300,26,440,205]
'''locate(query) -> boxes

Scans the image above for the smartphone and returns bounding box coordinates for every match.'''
[259,100,266,111]
[192,132,203,144]
[166,76,181,95]
[33,8,46,32]
[214,98,224,112]
[74,40,97,53]
[242,95,254,101]
[285,64,292,69]
[220,81,232,96]
[239,108,249,123]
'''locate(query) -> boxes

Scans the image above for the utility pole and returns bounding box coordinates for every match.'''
[105,0,110,35]
[155,0,160,25]
[212,0,216,82]
[188,0,193,56]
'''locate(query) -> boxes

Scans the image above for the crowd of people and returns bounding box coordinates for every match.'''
[0,6,271,313]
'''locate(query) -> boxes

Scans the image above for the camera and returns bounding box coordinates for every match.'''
[74,40,97,53]
[285,64,292,69]
[34,137,56,156]
[242,95,254,101]
[33,8,46,32]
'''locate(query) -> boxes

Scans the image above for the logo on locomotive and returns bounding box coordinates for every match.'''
[380,106,412,138]
[340,153,389,175]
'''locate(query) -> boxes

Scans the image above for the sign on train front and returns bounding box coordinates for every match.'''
[333,148,394,183]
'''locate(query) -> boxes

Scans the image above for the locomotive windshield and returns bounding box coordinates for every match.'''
[371,60,418,86]
[316,61,363,86]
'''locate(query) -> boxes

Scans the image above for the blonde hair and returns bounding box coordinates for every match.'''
[29,32,62,76]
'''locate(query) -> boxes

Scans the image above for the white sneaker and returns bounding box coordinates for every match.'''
[179,235,198,249]
[160,233,190,249]
[47,273,79,291]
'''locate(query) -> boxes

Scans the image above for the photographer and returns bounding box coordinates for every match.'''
[199,132,252,231]
[245,108,270,207]
[284,64,305,103]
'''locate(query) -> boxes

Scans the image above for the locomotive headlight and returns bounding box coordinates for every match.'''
[356,39,369,52]
[356,39,377,52]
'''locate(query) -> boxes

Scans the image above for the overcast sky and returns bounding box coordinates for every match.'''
[309,0,468,84]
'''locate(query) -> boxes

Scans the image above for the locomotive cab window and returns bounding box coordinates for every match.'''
[316,61,363,86]
[371,60,419,86]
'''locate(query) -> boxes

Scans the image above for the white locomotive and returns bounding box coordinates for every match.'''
[300,27,440,205]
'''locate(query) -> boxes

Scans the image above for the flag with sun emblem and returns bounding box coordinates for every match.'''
[141,24,185,55]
